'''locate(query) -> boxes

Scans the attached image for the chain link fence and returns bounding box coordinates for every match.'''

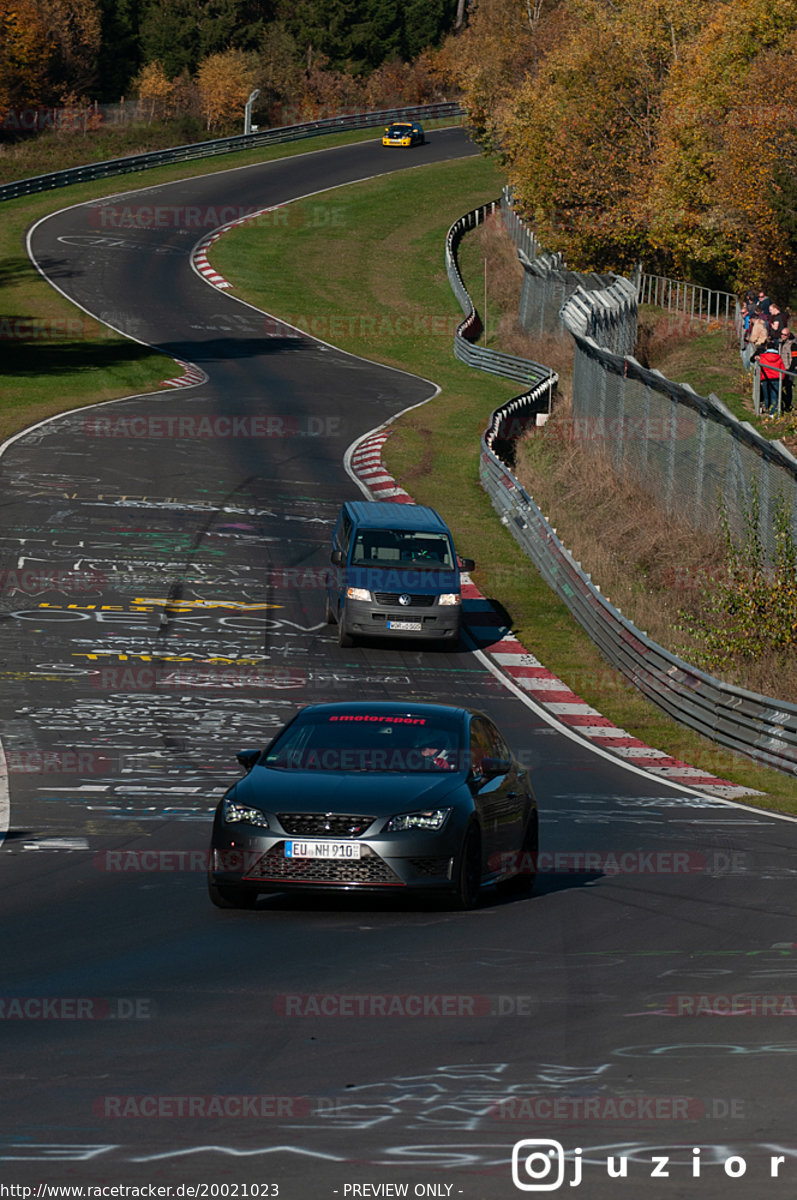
[501,189,620,341]
[498,189,797,558]
[559,306,797,557]
[469,191,797,773]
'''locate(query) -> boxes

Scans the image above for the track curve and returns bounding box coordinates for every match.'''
[1,129,796,1196]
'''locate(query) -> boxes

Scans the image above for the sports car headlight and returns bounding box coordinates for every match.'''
[437,593,461,606]
[346,587,372,601]
[223,797,270,828]
[385,807,453,832]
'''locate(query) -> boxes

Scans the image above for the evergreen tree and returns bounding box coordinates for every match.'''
[139,0,272,79]
[95,0,142,101]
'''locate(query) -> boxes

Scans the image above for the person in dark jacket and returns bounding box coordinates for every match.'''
[768,301,785,342]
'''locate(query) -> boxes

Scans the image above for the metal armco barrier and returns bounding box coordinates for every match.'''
[0,102,463,204]
[444,202,557,445]
[448,195,797,775]
[478,437,797,774]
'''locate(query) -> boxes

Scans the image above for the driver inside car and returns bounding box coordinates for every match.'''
[416,732,456,770]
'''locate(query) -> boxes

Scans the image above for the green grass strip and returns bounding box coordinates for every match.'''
[1,124,449,443]
[211,154,797,812]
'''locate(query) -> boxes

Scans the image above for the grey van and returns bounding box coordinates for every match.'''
[326,500,475,648]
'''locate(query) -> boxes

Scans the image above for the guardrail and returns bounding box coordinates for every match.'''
[479,431,797,773]
[637,272,738,324]
[0,102,464,204]
[444,202,557,459]
[448,196,797,775]
[559,288,797,562]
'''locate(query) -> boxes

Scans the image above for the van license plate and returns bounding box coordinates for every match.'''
[387,620,422,631]
[285,841,361,859]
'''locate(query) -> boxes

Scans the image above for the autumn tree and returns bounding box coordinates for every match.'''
[646,0,797,288]
[434,0,539,153]
[196,46,258,131]
[133,60,174,123]
[293,54,364,120]
[495,0,711,271]
[39,0,102,100]
[0,0,52,110]
[364,51,442,109]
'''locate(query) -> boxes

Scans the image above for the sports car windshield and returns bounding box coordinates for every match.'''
[351,530,454,569]
[386,124,412,137]
[264,712,463,773]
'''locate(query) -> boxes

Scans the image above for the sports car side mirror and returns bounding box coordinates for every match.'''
[236,749,261,773]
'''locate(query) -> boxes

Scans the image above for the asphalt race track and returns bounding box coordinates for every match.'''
[1,127,797,1198]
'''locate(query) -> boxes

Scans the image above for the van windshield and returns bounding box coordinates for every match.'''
[351,530,454,569]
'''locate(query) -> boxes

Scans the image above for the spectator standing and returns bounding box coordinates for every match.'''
[768,301,785,341]
[755,340,786,416]
[740,301,751,362]
[745,305,770,368]
[780,327,795,413]
[757,287,771,314]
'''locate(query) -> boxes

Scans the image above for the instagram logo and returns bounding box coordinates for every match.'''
[512,1139,568,1191]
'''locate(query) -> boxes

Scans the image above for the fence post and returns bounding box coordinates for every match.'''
[696,411,707,525]
[665,396,678,512]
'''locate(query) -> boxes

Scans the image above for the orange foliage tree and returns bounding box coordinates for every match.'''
[0,0,53,111]
[647,0,797,288]
[433,0,543,154]
[133,61,175,124]
[196,48,259,132]
[498,0,708,271]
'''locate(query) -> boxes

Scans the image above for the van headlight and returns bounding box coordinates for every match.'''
[437,594,461,606]
[346,587,372,601]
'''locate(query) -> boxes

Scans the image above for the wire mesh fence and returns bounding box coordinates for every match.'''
[474,192,797,774]
[560,315,797,558]
[498,188,797,560]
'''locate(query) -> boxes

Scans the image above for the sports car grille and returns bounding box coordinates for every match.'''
[245,844,402,885]
[277,813,375,837]
[374,593,434,607]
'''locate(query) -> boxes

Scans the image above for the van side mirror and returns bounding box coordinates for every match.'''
[330,549,344,565]
[459,557,475,572]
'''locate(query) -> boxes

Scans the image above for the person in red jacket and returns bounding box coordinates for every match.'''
[754,340,786,416]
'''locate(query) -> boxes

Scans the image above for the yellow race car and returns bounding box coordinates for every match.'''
[382,121,425,147]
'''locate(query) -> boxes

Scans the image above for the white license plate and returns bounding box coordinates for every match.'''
[387,620,422,631]
[285,840,362,860]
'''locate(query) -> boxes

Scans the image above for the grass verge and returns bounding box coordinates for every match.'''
[0,123,456,444]
[209,160,797,811]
